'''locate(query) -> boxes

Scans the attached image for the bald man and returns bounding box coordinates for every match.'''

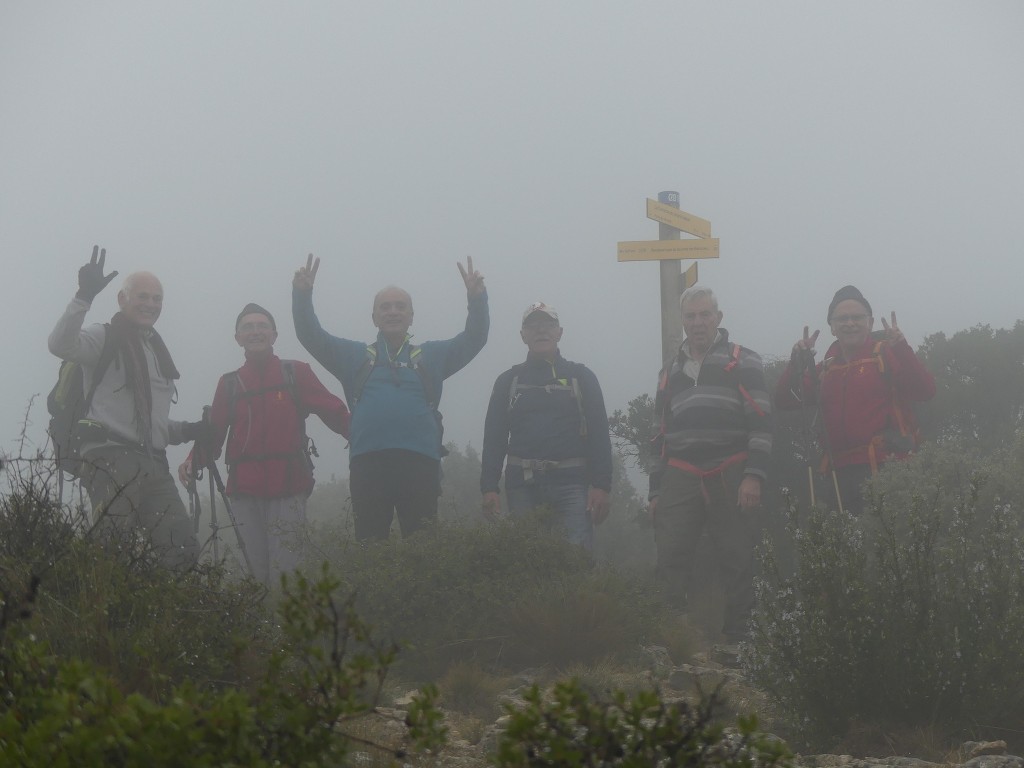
[292,254,489,540]
[48,246,201,569]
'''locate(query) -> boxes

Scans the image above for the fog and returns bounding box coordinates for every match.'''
[2,2,1022,483]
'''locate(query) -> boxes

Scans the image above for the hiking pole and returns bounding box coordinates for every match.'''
[187,472,202,537]
[205,459,253,577]
[789,348,818,507]
[207,466,221,564]
[805,359,845,515]
[200,406,254,577]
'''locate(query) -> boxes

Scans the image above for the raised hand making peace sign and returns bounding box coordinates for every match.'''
[880,312,905,345]
[791,325,820,357]
[457,256,485,297]
[293,253,320,292]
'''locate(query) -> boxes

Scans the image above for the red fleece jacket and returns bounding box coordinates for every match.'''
[196,355,350,497]
[775,338,935,469]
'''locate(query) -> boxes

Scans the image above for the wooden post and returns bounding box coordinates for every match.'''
[658,190,683,366]
[617,192,717,365]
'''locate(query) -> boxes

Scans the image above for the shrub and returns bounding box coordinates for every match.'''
[494,678,792,768]
[436,659,511,721]
[0,457,271,698]
[0,564,446,764]
[310,514,666,678]
[749,435,1024,751]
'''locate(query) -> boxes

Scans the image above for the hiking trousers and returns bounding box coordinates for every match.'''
[82,445,199,571]
[229,494,308,587]
[350,449,440,541]
[653,462,757,641]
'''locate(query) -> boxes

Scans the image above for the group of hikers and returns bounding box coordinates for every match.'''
[49,245,934,644]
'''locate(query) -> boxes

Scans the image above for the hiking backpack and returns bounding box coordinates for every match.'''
[506,366,589,437]
[819,338,921,457]
[220,360,318,470]
[349,342,449,456]
[47,324,116,477]
[653,342,766,456]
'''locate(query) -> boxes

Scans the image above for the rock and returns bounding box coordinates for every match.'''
[641,644,674,677]
[970,742,1010,758]
[964,757,1024,768]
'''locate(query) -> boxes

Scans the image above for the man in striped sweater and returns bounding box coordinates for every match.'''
[648,285,772,644]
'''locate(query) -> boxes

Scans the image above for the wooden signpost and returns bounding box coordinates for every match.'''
[617,191,718,365]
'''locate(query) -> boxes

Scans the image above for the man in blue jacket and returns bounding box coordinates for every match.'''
[480,302,612,551]
[292,254,488,540]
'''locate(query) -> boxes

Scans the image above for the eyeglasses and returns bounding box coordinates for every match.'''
[831,313,869,325]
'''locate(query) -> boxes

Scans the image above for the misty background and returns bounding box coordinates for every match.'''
[2,2,1022,493]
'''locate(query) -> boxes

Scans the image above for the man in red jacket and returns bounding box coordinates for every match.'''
[775,285,936,515]
[179,303,350,585]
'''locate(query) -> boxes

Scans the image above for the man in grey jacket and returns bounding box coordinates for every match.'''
[48,246,201,569]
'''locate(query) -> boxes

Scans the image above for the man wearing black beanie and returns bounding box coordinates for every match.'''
[775,285,935,515]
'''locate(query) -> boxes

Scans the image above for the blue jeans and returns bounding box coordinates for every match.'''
[506,480,592,551]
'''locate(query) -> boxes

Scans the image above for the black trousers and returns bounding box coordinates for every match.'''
[350,449,440,541]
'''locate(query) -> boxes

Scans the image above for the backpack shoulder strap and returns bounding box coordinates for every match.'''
[722,342,742,372]
[349,343,378,405]
[222,371,243,429]
[280,359,302,411]
[82,323,117,413]
[722,343,765,417]
[408,345,440,410]
[872,340,888,376]
[507,372,521,412]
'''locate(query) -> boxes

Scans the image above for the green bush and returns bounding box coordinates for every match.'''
[311,514,667,677]
[0,565,446,765]
[749,435,1024,750]
[495,678,791,768]
[0,459,271,698]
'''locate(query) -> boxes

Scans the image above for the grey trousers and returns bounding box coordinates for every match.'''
[653,462,757,641]
[227,494,309,587]
[83,445,199,570]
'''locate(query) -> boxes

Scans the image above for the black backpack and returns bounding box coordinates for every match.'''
[47,325,116,477]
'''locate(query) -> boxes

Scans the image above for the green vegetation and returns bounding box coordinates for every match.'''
[8,317,1024,762]
[750,434,1024,751]
[495,679,791,768]
[308,512,671,678]
[0,457,445,764]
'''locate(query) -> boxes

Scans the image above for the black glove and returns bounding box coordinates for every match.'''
[180,420,214,446]
[76,245,119,302]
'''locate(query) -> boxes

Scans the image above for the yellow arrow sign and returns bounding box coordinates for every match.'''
[646,199,712,238]
[617,238,720,262]
[683,262,699,289]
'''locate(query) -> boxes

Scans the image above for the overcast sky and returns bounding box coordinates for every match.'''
[2,2,1022,482]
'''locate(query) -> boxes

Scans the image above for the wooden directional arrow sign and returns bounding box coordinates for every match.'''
[682,262,699,289]
[617,238,720,262]
[646,198,712,238]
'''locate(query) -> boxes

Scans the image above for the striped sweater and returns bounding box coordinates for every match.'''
[649,329,773,499]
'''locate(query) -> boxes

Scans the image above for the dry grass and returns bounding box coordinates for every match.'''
[435,660,514,721]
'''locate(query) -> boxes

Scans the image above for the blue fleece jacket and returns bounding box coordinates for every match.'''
[292,288,489,461]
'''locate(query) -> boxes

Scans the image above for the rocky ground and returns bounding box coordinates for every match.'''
[349,647,1024,768]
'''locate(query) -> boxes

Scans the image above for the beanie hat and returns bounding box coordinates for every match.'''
[827,286,871,323]
[236,303,276,331]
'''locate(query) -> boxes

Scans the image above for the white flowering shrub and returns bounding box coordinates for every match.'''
[748,434,1024,749]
